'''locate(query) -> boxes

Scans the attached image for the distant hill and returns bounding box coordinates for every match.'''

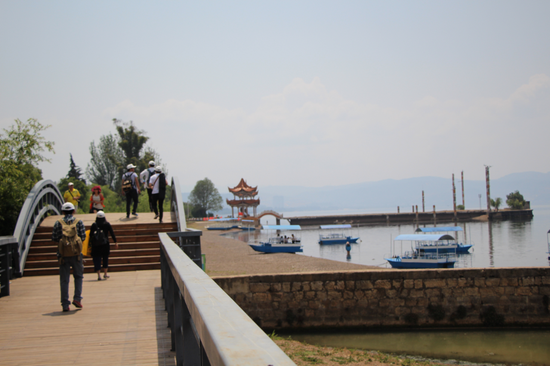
[183,171,550,214]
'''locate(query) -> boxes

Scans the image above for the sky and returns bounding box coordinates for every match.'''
[1,1,549,192]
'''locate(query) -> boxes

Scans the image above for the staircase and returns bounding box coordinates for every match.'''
[24,221,177,276]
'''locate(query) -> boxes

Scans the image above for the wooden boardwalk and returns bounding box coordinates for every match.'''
[0,270,175,366]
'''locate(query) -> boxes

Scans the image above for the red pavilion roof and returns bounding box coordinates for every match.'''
[228,178,258,197]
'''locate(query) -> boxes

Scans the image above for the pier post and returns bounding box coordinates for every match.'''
[485,166,492,220]
[397,206,400,213]
[461,171,465,209]
[452,174,457,221]
[422,191,425,212]
[415,205,419,227]
[433,205,436,225]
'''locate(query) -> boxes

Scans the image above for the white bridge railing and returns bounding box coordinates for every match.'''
[159,232,295,366]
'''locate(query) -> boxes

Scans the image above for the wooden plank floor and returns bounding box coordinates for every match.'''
[39,211,176,228]
[0,270,175,366]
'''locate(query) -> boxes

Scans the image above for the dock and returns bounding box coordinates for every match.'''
[287,209,533,227]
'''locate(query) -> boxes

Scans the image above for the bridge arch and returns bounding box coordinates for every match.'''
[13,180,64,274]
[256,210,284,225]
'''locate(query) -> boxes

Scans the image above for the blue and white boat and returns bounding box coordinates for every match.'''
[415,226,473,254]
[207,218,239,230]
[249,225,302,253]
[385,234,457,269]
[318,224,360,245]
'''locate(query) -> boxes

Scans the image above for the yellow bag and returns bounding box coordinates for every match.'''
[82,230,92,257]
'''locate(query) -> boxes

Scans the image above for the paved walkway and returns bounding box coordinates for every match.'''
[0,270,174,366]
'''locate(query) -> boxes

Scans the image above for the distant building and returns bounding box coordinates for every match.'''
[227,178,260,218]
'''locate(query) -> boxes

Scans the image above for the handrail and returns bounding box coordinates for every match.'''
[159,232,295,365]
[170,176,187,232]
[0,236,18,297]
[13,179,64,275]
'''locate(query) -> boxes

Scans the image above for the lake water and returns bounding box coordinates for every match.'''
[223,206,550,364]
[225,206,550,269]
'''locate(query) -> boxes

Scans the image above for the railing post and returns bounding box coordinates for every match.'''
[181,297,202,365]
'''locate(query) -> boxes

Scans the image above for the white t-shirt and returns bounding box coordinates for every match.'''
[149,173,161,194]
[140,167,156,189]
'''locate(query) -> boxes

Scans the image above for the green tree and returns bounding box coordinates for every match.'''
[188,178,223,217]
[67,153,86,183]
[113,119,149,170]
[86,133,124,190]
[490,197,502,211]
[506,191,526,209]
[0,118,55,235]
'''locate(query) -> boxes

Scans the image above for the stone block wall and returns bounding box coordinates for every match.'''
[213,268,550,330]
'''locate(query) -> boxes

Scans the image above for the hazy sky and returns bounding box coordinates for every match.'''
[1,1,549,192]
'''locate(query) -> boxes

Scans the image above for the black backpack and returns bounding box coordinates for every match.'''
[92,226,109,246]
[122,173,133,192]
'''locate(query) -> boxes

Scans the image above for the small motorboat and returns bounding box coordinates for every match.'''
[318,224,360,245]
[415,226,472,254]
[385,234,457,269]
[249,225,302,253]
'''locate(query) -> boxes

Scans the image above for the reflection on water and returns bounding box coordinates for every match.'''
[284,329,550,365]
[225,206,550,268]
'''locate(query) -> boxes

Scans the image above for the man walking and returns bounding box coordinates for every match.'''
[51,202,86,312]
[121,164,141,218]
[140,161,156,212]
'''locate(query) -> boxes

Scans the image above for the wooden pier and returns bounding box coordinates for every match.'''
[287,209,533,227]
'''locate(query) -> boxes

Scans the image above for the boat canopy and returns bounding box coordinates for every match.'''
[320,224,352,230]
[262,225,301,231]
[209,218,237,221]
[415,227,463,233]
[395,234,456,241]
[241,219,254,223]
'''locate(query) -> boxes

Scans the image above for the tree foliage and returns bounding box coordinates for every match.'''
[0,118,54,235]
[86,133,124,190]
[490,197,502,211]
[188,178,223,217]
[113,119,149,170]
[67,153,86,183]
[506,191,526,209]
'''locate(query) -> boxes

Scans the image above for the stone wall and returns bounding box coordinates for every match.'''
[213,268,550,330]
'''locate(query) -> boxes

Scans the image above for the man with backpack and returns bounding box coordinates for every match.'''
[121,163,141,219]
[140,161,156,213]
[51,202,86,312]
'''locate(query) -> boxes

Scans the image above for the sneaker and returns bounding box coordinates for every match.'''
[132,212,138,217]
[72,300,83,308]
[159,219,163,223]
[63,306,70,312]
[154,214,158,219]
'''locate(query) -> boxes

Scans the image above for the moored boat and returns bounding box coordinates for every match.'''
[248,225,302,253]
[415,226,473,253]
[318,224,359,245]
[385,234,457,269]
[206,218,239,230]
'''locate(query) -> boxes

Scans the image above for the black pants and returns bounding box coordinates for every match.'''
[152,193,164,221]
[147,188,154,212]
[93,254,109,272]
[125,189,138,217]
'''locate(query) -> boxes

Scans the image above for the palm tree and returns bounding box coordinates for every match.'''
[490,197,502,211]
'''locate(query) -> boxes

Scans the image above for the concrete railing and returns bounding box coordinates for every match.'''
[159,232,295,366]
